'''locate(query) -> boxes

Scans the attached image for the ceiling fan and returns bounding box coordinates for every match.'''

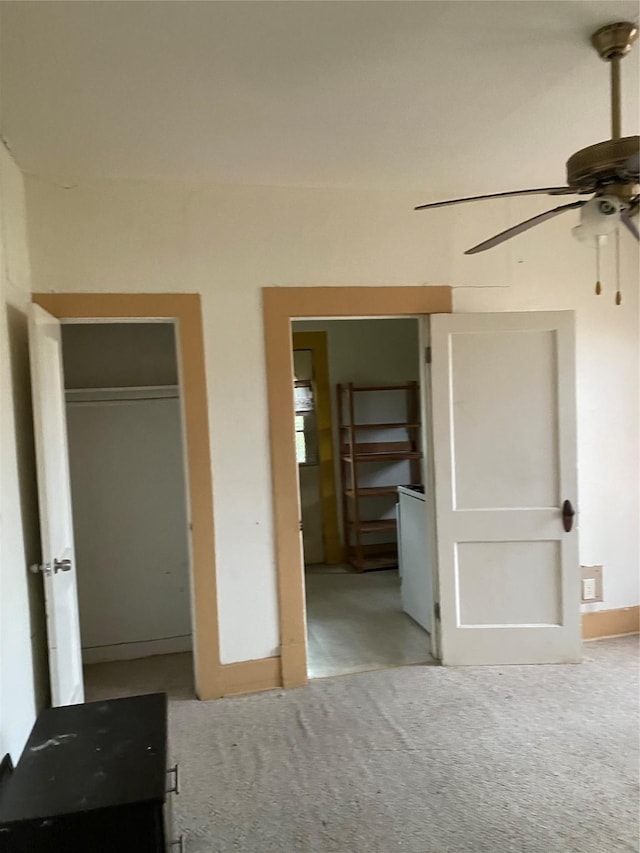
[415,22,640,262]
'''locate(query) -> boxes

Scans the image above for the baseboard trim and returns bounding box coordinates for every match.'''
[214,608,640,698]
[221,656,282,697]
[582,606,640,641]
[82,635,193,664]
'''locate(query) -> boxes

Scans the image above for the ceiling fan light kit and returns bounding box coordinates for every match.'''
[415,21,639,305]
[572,195,621,243]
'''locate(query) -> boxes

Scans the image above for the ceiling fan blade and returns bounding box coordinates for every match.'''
[414,187,576,211]
[621,210,639,241]
[465,200,587,255]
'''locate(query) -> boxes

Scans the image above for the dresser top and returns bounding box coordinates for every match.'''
[0,693,168,823]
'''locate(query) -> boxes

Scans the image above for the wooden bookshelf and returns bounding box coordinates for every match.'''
[337,381,423,572]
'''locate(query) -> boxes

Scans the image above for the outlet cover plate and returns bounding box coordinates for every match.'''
[581,565,603,603]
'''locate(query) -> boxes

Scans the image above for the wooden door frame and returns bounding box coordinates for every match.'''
[263,286,453,687]
[292,331,342,565]
[32,294,229,698]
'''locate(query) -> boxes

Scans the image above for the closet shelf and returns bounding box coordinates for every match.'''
[65,385,179,403]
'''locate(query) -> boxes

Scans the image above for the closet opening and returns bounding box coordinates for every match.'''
[60,320,195,701]
[291,318,437,680]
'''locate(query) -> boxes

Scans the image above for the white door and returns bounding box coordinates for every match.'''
[29,304,84,705]
[430,311,580,665]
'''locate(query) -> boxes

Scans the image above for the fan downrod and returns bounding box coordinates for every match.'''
[591,21,638,142]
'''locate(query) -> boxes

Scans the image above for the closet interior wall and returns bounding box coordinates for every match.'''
[60,322,192,664]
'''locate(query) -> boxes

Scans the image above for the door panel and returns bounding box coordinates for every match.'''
[29,304,84,705]
[450,329,560,509]
[456,540,561,626]
[430,311,580,665]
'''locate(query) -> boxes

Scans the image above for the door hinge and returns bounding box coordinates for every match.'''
[425,346,432,364]
[434,602,441,621]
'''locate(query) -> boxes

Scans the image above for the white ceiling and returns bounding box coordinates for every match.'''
[1,1,638,195]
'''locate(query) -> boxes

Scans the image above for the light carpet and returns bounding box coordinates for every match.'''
[170,637,640,853]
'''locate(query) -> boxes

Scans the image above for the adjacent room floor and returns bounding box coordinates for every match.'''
[169,637,639,853]
[305,567,433,678]
[84,652,195,702]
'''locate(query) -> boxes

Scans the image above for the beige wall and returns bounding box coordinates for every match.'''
[23,176,640,664]
[0,144,47,760]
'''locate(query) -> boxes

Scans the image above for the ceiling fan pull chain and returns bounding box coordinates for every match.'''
[615,227,622,305]
[595,235,603,295]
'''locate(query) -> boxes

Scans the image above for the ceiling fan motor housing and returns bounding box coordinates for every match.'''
[566,136,639,199]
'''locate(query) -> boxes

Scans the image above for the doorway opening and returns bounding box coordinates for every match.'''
[267,289,581,682]
[292,318,436,679]
[59,321,195,701]
[263,285,452,688]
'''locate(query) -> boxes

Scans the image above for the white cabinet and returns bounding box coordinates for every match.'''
[397,486,433,634]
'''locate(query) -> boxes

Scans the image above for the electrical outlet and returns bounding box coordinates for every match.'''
[581,565,603,603]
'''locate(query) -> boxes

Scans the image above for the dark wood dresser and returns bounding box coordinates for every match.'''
[0,693,182,852]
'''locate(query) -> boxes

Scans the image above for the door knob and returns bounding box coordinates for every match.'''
[562,499,576,532]
[29,559,72,576]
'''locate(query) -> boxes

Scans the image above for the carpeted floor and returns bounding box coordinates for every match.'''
[169,637,639,853]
